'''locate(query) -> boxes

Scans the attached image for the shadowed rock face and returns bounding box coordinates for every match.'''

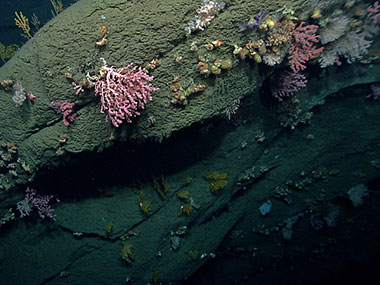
[1,0,380,283]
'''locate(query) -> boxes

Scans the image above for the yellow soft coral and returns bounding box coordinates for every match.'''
[14,11,31,38]
[203,171,228,193]
[0,43,19,63]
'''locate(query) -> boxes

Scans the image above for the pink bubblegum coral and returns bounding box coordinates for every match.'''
[94,63,159,127]
[50,100,76,126]
[288,22,324,73]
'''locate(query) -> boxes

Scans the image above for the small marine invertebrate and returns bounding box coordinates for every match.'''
[311,9,322,19]
[146,58,161,71]
[190,43,198,52]
[58,134,68,144]
[223,97,241,120]
[212,39,223,47]
[170,76,206,105]
[210,64,221,75]
[147,115,156,126]
[95,37,107,46]
[195,84,206,92]
[1,79,13,91]
[220,58,233,69]
[64,72,73,80]
[263,53,283,66]
[100,25,107,36]
[27,92,35,103]
[205,43,214,50]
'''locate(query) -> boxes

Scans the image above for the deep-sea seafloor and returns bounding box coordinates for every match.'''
[0,0,379,284]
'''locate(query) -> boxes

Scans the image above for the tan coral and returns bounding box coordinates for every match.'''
[100,26,107,36]
[96,37,108,46]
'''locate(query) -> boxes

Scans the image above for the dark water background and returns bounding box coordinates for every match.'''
[0,0,76,67]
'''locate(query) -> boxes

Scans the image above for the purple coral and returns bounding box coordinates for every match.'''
[271,71,307,101]
[245,11,268,30]
[16,187,57,221]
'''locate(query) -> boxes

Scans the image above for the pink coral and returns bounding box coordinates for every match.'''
[94,63,159,127]
[50,100,76,126]
[72,81,84,95]
[27,92,36,103]
[288,22,324,73]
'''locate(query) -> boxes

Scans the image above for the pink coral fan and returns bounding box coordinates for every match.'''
[288,22,324,73]
[94,63,159,127]
[271,71,307,101]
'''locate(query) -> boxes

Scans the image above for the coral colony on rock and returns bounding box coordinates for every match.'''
[0,0,380,284]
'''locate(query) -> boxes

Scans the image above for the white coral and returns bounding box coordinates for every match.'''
[347,184,368,207]
[185,0,225,33]
[16,199,33,217]
[320,16,349,44]
[319,31,372,68]
[263,53,283,66]
[12,80,26,106]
